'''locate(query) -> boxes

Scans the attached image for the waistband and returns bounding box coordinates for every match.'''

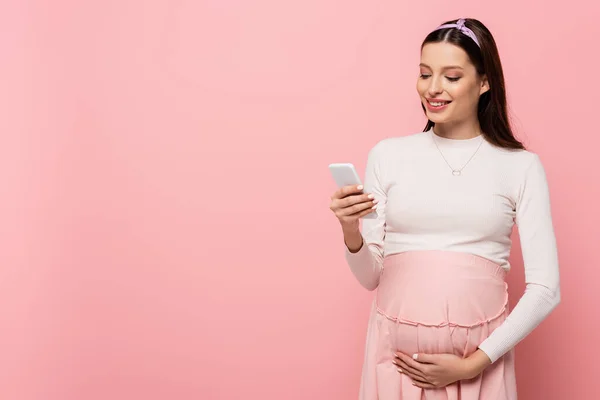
[383,250,506,280]
[376,250,509,328]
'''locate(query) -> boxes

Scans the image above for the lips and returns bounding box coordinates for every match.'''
[427,98,451,106]
[425,98,451,112]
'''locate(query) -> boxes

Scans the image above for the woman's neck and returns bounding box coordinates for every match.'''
[432,120,482,140]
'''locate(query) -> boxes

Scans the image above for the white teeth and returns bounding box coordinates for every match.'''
[429,101,448,107]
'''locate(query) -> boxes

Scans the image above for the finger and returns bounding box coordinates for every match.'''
[333,184,364,200]
[394,364,434,387]
[411,380,437,390]
[339,200,378,217]
[354,205,377,218]
[330,192,374,214]
[345,200,378,217]
[395,353,429,376]
[412,353,435,364]
[396,365,430,385]
[339,192,374,208]
[393,358,429,382]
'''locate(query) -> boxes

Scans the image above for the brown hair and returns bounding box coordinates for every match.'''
[421,18,525,150]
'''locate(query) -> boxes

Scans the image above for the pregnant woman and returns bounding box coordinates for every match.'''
[329,18,561,399]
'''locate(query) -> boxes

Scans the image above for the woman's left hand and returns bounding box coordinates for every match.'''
[393,351,489,389]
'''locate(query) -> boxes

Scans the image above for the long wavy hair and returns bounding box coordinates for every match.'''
[421,18,525,150]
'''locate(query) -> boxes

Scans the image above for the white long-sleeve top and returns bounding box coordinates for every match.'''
[345,129,561,364]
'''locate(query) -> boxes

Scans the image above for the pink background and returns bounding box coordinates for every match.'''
[1,1,598,399]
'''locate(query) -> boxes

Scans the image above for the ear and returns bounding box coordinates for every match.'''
[479,75,490,95]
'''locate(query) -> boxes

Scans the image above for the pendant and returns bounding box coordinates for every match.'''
[452,170,461,176]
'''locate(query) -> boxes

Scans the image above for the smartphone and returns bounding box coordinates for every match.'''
[328,163,377,219]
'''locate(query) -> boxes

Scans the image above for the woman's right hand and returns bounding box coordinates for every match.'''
[329,184,378,229]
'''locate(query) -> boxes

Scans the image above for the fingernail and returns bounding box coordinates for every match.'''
[412,354,418,360]
[373,199,379,204]
[367,194,374,199]
[357,185,363,190]
[397,368,402,373]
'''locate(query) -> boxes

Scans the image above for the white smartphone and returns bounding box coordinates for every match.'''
[328,163,377,219]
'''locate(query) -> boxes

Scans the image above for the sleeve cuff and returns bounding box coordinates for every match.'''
[343,239,381,291]
[476,342,501,364]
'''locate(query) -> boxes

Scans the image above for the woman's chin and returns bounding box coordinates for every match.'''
[427,114,448,124]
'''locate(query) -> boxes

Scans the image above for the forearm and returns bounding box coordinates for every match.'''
[477,282,560,363]
[463,349,492,379]
[343,224,363,253]
[343,225,383,291]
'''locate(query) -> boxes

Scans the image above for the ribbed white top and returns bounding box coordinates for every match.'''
[344,129,561,363]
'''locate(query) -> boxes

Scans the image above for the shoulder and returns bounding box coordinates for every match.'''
[368,130,430,158]
[489,146,551,201]
[487,144,544,175]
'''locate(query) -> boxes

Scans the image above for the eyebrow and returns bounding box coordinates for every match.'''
[419,63,464,70]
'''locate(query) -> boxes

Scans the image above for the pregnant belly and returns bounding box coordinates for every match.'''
[374,251,508,358]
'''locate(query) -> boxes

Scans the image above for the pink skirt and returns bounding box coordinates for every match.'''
[358,251,517,400]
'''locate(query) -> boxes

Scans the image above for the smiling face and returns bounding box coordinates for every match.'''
[417,42,489,126]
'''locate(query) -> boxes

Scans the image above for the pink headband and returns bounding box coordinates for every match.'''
[433,18,480,48]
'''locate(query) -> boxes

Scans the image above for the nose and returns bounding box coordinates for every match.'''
[427,76,443,96]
